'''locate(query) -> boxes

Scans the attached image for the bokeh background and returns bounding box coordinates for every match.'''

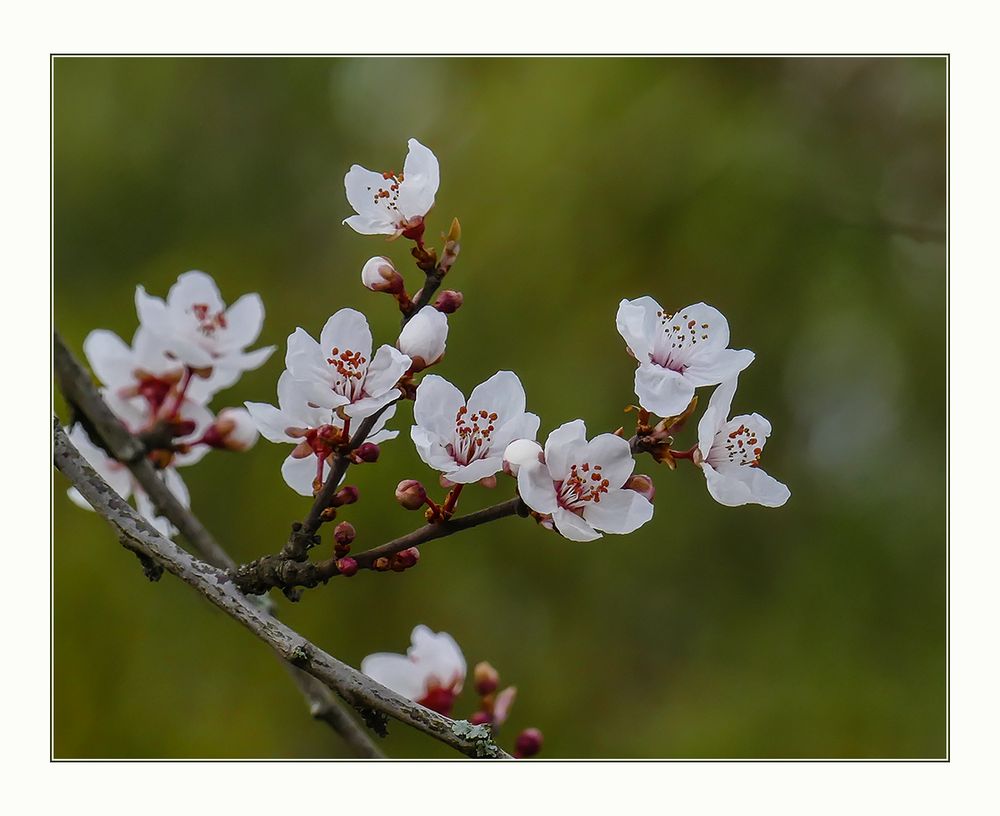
[53,57,946,759]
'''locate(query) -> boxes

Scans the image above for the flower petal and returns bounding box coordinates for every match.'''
[446,456,504,484]
[409,625,465,693]
[683,348,755,388]
[363,344,411,397]
[615,296,661,360]
[281,451,320,497]
[245,400,297,443]
[516,461,559,515]
[697,378,739,458]
[702,462,790,508]
[168,270,225,314]
[467,371,526,426]
[582,433,635,488]
[360,653,426,701]
[413,374,466,439]
[135,286,170,336]
[551,507,602,542]
[634,363,696,418]
[582,487,654,534]
[83,329,132,391]
[219,292,265,350]
[544,419,588,480]
[396,138,440,220]
[411,425,459,472]
[320,308,373,365]
[503,439,543,475]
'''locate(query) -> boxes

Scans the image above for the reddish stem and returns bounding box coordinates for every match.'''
[441,484,464,519]
[165,367,194,420]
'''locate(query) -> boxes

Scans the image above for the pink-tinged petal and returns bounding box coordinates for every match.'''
[220,292,265,350]
[493,686,517,726]
[503,439,543,476]
[364,344,412,397]
[615,296,661,360]
[413,374,466,439]
[320,308,373,364]
[544,419,588,481]
[135,286,170,336]
[410,425,458,472]
[396,138,440,220]
[551,507,602,542]
[83,329,132,390]
[490,412,540,455]
[245,400,297,443]
[467,371,527,425]
[582,487,653,534]
[582,433,635,488]
[634,363,695,418]
[168,270,225,314]
[517,461,559,515]
[360,653,426,701]
[446,456,504,484]
[410,625,466,693]
[281,451,320,497]
[697,378,739,459]
[683,348,755,388]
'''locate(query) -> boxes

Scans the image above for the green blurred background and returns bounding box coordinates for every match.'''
[53,57,946,758]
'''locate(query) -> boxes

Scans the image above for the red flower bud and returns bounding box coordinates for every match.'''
[469,711,492,726]
[354,442,380,463]
[336,557,358,577]
[474,661,500,696]
[514,727,543,759]
[396,479,427,510]
[333,521,356,546]
[332,485,359,507]
[625,474,655,502]
[433,289,464,314]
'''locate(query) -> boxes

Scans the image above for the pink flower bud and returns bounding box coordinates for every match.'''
[332,485,359,507]
[469,711,492,726]
[336,557,358,577]
[433,289,464,314]
[396,479,427,510]
[625,474,656,502]
[474,661,500,696]
[333,521,356,546]
[354,442,380,463]
[514,727,543,759]
[202,407,259,451]
[391,547,420,571]
[360,256,404,294]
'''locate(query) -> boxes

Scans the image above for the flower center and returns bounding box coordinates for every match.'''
[716,423,762,467]
[452,405,498,465]
[418,680,457,717]
[326,346,368,401]
[366,170,405,217]
[558,462,610,509]
[651,308,712,369]
[190,302,227,337]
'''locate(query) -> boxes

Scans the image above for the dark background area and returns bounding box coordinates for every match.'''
[53,57,946,758]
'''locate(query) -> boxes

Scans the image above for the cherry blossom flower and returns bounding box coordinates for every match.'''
[343,138,440,238]
[245,371,398,496]
[66,424,188,538]
[693,378,790,508]
[135,270,275,389]
[104,388,214,467]
[397,306,448,372]
[284,308,411,421]
[507,420,654,542]
[616,296,754,418]
[360,625,466,716]
[410,372,540,484]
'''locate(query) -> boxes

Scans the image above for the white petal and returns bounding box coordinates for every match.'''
[582,433,635,488]
[544,419,588,480]
[135,490,175,538]
[162,467,191,509]
[135,286,170,337]
[662,302,732,366]
[409,625,465,692]
[344,165,400,230]
[467,371,527,426]
[446,456,504,484]
[244,400,297,443]
[360,653,426,701]
[683,348,755,388]
[281,451,320,497]
[490,411,540,455]
[219,293,265,351]
[582,488,654,534]
[634,363,696,418]
[410,425,458,472]
[363,344,412,397]
[397,307,448,365]
[503,439,543,475]
[83,329,132,391]
[344,388,400,420]
[551,507,602,542]
[396,138,440,220]
[413,374,466,439]
[615,296,661,360]
[320,308,373,364]
[697,378,739,458]
[284,327,327,382]
[702,462,790,508]
[516,461,559,515]
[168,270,225,313]
[343,213,394,236]
[67,425,132,500]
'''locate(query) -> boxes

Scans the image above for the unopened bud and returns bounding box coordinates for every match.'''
[361,256,404,294]
[354,442,380,463]
[433,289,464,314]
[469,711,492,726]
[373,556,391,571]
[625,474,656,502]
[332,485,359,507]
[478,475,497,489]
[391,547,420,571]
[474,661,499,696]
[396,479,427,510]
[336,557,358,577]
[319,506,338,522]
[170,419,198,438]
[514,727,543,759]
[201,407,259,452]
[398,306,448,372]
[333,521,356,546]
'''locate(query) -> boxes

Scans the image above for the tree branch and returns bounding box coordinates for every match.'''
[53,332,383,758]
[54,417,509,759]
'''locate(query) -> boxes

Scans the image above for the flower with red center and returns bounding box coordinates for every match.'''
[507,420,654,542]
[694,378,790,507]
[284,308,412,421]
[410,372,540,484]
[66,424,189,538]
[135,271,275,387]
[360,625,466,717]
[343,139,440,238]
[616,296,754,418]
[245,371,398,496]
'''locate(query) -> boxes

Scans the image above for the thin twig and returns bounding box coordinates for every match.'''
[53,417,509,760]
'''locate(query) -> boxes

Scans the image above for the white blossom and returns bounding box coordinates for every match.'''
[616,296,754,418]
[694,378,790,507]
[411,372,540,484]
[507,420,654,542]
[66,424,188,538]
[245,371,397,496]
[397,306,448,371]
[135,270,275,388]
[343,138,440,237]
[284,308,411,421]
[361,625,466,716]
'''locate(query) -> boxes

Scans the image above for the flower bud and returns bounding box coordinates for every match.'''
[211,408,259,451]
[502,439,544,477]
[625,474,656,502]
[433,289,464,314]
[320,506,338,523]
[361,256,404,294]
[373,556,391,571]
[474,661,500,696]
[397,306,448,372]
[391,547,420,571]
[169,418,198,438]
[469,711,492,726]
[332,485,359,507]
[396,479,427,510]
[336,557,358,577]
[478,475,497,489]
[514,727,543,759]
[333,521,356,546]
[354,442,380,463]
